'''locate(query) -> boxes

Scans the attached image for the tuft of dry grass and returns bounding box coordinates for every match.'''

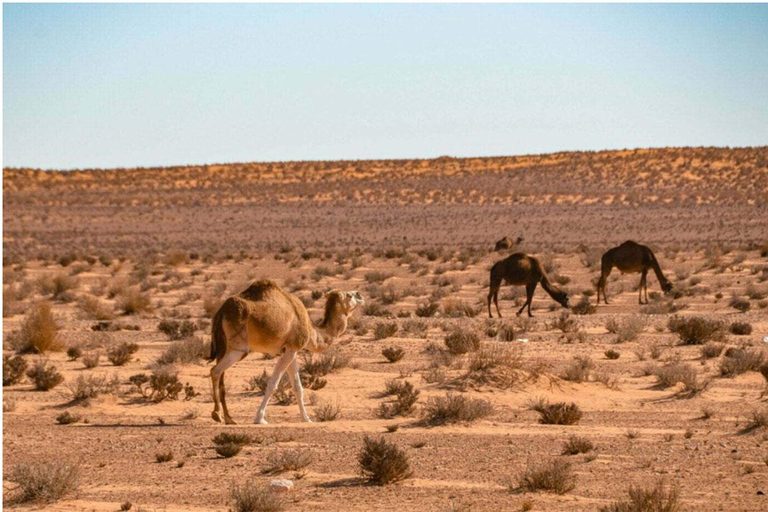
[561,435,594,455]
[15,302,61,353]
[719,347,766,377]
[107,342,139,366]
[26,360,64,391]
[561,355,594,383]
[700,342,725,359]
[155,450,173,463]
[116,287,152,315]
[358,436,413,485]
[422,393,493,425]
[605,349,620,360]
[512,459,575,494]
[444,326,481,355]
[262,449,313,475]
[382,346,405,363]
[9,459,80,504]
[66,373,119,402]
[529,398,582,425]
[55,411,82,425]
[667,316,724,345]
[373,322,398,340]
[599,479,680,512]
[230,480,284,512]
[458,343,529,389]
[378,380,420,418]
[314,400,342,422]
[156,337,206,366]
[215,443,243,458]
[729,322,753,336]
[3,354,28,386]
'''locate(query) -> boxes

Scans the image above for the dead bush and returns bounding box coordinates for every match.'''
[202,295,222,318]
[599,479,680,512]
[67,373,119,402]
[700,342,725,359]
[26,360,64,391]
[729,296,751,313]
[16,302,60,353]
[215,443,243,458]
[562,435,594,455]
[561,355,594,383]
[56,411,81,425]
[729,322,753,335]
[3,355,27,386]
[373,322,398,340]
[458,343,528,389]
[230,480,283,512]
[9,459,80,504]
[382,346,405,363]
[358,436,413,485]
[415,301,440,318]
[719,347,766,377]
[378,380,420,418]
[611,316,647,343]
[550,312,578,333]
[81,351,101,369]
[513,459,575,494]
[78,295,114,320]
[667,316,724,345]
[213,432,255,446]
[529,398,582,425]
[157,319,196,340]
[443,298,480,318]
[149,366,183,402]
[156,337,206,366]
[444,326,481,355]
[604,349,620,360]
[314,400,342,422]
[423,393,493,425]
[363,302,391,318]
[116,287,152,315]
[155,450,173,463]
[571,296,596,315]
[107,342,139,366]
[262,449,313,475]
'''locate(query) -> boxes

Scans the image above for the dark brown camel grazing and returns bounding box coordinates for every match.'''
[488,253,570,317]
[596,241,673,305]
[494,236,524,251]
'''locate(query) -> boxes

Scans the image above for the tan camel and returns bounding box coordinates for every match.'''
[208,280,363,424]
[488,253,570,317]
[596,240,673,305]
[494,236,524,251]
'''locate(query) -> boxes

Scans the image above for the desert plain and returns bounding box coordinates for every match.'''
[3,146,768,511]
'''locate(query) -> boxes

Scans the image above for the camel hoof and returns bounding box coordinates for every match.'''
[254,418,268,425]
[224,417,237,425]
[303,417,313,423]
[211,411,222,423]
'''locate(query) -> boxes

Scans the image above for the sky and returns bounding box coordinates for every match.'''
[3,3,768,170]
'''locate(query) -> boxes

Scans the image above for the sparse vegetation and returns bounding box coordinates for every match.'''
[382,346,405,363]
[422,393,493,425]
[3,354,27,386]
[26,360,64,391]
[230,480,283,512]
[9,459,80,504]
[262,449,312,475]
[358,436,413,485]
[599,479,680,512]
[667,316,724,345]
[529,398,582,425]
[107,342,139,366]
[15,301,60,353]
[444,326,481,354]
[373,321,398,340]
[513,459,575,494]
[561,435,594,455]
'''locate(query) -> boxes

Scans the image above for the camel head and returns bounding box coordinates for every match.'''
[554,290,570,309]
[324,290,364,317]
[661,280,674,294]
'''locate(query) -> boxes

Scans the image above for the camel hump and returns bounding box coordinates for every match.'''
[495,236,522,251]
[239,279,281,301]
[618,240,643,250]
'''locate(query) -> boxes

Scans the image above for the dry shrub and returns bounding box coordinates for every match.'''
[550,312,578,333]
[16,302,61,353]
[599,479,680,512]
[26,360,64,391]
[155,450,173,463]
[213,432,255,446]
[443,298,480,318]
[107,342,139,366]
[363,302,391,317]
[149,366,183,402]
[3,355,27,386]
[9,459,80,504]
[378,380,420,418]
[513,459,575,494]
[4,397,18,412]
[652,363,710,398]
[667,316,724,345]
[719,347,766,377]
[571,296,596,315]
[116,287,152,315]
[402,318,428,337]
[700,342,725,359]
[745,410,768,431]
[202,294,222,318]
[729,296,750,313]
[605,349,620,360]
[358,436,413,485]
[66,346,82,360]
[156,337,206,366]
[314,400,342,422]
[496,321,516,342]
[381,346,405,363]
[67,373,119,402]
[529,398,582,425]
[262,449,312,475]
[51,274,79,301]
[729,322,753,335]
[365,271,392,284]
[415,301,440,318]
[561,355,594,383]
[82,351,101,369]
[562,435,594,455]
[158,319,196,340]
[56,411,81,425]
[78,295,114,320]
[373,321,398,340]
[458,343,529,389]
[423,393,493,425]
[231,480,283,512]
[215,443,243,458]
[612,316,647,343]
[444,326,481,355]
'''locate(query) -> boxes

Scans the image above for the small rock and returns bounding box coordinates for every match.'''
[270,479,294,493]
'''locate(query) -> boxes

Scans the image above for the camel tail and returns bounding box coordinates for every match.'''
[209,304,227,362]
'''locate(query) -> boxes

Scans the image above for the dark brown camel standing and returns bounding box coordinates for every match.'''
[494,236,524,251]
[487,253,570,318]
[596,240,673,305]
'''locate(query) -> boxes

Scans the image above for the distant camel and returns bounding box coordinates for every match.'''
[488,253,570,318]
[494,236,524,251]
[596,241,673,305]
[208,280,363,424]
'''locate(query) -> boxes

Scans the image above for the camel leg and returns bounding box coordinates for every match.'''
[494,289,502,318]
[287,358,311,423]
[254,349,296,425]
[526,282,537,317]
[597,265,612,305]
[210,348,245,424]
[639,270,648,304]
[487,287,496,318]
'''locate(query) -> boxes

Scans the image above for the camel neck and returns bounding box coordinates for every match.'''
[312,314,348,351]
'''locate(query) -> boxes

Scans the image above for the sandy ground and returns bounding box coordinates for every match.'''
[3,245,768,511]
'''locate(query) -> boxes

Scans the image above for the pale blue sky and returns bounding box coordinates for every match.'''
[3,3,768,170]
